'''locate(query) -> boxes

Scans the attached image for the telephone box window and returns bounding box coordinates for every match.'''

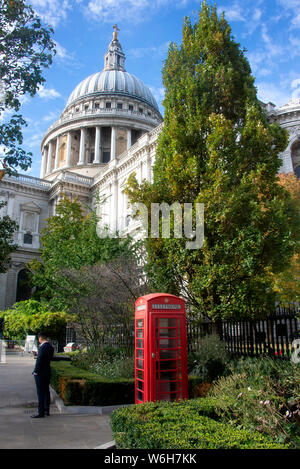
[137,380,144,391]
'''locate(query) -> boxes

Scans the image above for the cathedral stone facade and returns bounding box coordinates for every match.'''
[0,31,299,310]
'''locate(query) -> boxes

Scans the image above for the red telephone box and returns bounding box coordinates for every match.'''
[135,293,188,404]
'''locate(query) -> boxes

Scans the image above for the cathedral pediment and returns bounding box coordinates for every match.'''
[20,201,41,213]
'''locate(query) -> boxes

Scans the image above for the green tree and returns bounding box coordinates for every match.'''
[126,2,300,320]
[271,173,300,303]
[29,196,133,310]
[0,299,73,340]
[0,201,18,273]
[0,0,55,176]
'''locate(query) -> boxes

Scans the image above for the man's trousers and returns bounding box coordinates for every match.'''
[34,375,50,416]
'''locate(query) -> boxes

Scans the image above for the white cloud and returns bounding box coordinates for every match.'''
[289,36,300,56]
[292,13,300,28]
[291,78,300,99]
[256,74,300,108]
[55,41,70,60]
[37,86,61,100]
[291,78,300,89]
[256,81,291,108]
[43,111,59,122]
[30,0,71,27]
[148,85,165,103]
[218,3,246,22]
[84,0,185,23]
[252,8,262,22]
[261,24,284,57]
[85,0,149,22]
[258,68,272,77]
[277,0,300,29]
[128,42,169,59]
[24,132,45,150]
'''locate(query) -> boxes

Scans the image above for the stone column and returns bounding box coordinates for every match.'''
[54,135,60,170]
[94,126,101,163]
[66,132,72,167]
[111,126,116,160]
[111,172,118,235]
[46,141,53,174]
[127,128,132,150]
[146,147,152,183]
[40,148,47,179]
[78,127,86,165]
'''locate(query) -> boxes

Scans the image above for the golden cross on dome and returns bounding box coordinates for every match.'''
[112,24,119,40]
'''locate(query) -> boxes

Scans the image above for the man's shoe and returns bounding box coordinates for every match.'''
[31,414,44,418]
[45,412,50,416]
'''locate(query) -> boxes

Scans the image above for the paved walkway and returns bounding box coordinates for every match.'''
[0,352,113,449]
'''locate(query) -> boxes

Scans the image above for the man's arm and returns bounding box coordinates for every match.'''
[33,346,45,375]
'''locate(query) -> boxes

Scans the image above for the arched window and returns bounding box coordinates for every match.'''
[16,269,32,302]
[291,140,300,179]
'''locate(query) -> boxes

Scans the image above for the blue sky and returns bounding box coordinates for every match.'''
[13,0,300,178]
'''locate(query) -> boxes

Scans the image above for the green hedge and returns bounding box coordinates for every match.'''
[50,361,134,406]
[111,400,288,449]
[50,362,204,407]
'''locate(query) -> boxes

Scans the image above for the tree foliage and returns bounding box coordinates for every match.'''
[0,299,73,340]
[0,200,18,273]
[62,256,148,348]
[29,196,133,311]
[0,0,55,176]
[271,173,300,303]
[126,2,300,320]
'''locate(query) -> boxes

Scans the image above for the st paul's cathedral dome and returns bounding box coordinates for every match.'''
[40,27,163,180]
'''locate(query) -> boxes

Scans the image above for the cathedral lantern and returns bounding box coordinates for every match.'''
[135,293,188,404]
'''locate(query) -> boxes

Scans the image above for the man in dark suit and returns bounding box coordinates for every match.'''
[31,332,54,418]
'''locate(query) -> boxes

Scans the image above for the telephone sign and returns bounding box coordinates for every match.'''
[135,293,188,404]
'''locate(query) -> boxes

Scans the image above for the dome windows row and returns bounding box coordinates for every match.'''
[62,97,156,121]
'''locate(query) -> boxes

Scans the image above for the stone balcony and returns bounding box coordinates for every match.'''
[45,107,161,136]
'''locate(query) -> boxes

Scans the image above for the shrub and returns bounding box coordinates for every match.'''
[70,346,135,379]
[111,399,288,449]
[51,361,203,406]
[208,357,300,447]
[90,352,135,379]
[190,334,230,382]
[50,361,134,406]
